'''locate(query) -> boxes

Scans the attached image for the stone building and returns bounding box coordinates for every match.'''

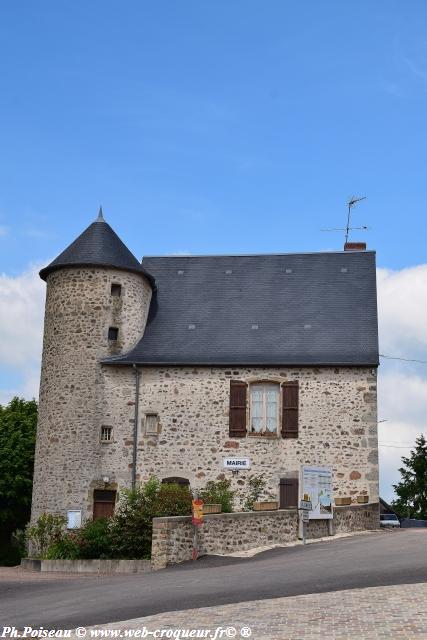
[31,210,379,526]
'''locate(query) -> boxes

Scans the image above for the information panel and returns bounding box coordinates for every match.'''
[301,466,333,520]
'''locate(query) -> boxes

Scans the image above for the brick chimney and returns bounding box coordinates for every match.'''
[344,242,366,251]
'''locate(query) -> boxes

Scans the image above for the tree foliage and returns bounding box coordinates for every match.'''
[0,397,38,532]
[392,434,427,520]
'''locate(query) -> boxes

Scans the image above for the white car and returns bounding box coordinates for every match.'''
[380,513,400,528]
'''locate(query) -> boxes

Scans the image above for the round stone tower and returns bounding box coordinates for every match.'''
[31,209,154,523]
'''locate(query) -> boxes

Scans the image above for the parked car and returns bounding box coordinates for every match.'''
[380,513,401,528]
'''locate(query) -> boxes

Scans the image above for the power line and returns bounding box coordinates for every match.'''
[380,354,427,364]
[379,444,413,448]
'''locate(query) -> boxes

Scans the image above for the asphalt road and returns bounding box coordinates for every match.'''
[1,530,426,629]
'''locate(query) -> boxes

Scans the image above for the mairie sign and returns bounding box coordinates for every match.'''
[223,457,251,470]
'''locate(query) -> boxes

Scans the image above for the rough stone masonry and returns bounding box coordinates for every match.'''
[31,212,379,527]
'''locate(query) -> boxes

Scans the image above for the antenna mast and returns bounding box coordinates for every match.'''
[321,196,368,247]
[345,196,366,244]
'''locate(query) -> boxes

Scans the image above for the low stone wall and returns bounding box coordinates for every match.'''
[151,509,298,570]
[334,502,380,533]
[151,503,380,570]
[21,558,151,574]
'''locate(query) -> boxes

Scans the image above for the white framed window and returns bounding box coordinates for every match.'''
[100,426,113,442]
[67,510,82,529]
[145,413,159,435]
[250,383,280,434]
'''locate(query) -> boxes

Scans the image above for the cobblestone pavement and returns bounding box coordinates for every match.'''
[71,582,427,640]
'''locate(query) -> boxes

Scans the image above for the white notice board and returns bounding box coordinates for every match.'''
[301,466,333,520]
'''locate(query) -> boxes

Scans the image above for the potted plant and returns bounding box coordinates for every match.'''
[335,496,351,506]
[202,503,222,514]
[253,500,279,511]
[357,495,369,504]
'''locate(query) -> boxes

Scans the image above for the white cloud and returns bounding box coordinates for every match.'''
[377,265,427,355]
[0,264,45,402]
[378,372,427,502]
[377,265,427,501]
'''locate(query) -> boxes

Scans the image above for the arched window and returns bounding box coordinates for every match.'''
[161,477,190,488]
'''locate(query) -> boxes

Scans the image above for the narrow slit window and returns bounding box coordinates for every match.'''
[100,426,113,442]
[108,327,119,341]
[145,413,159,434]
[111,283,122,297]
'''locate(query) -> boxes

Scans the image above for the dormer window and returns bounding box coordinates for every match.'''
[111,283,122,297]
[108,327,119,341]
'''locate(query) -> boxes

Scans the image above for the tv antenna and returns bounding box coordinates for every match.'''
[321,196,368,244]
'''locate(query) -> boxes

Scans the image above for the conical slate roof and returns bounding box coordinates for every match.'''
[39,209,155,286]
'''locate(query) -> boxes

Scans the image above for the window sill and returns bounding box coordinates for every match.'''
[248,432,280,439]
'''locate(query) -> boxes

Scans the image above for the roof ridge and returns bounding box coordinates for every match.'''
[142,250,375,259]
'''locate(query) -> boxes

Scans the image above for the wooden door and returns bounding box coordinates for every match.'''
[93,489,116,519]
[279,478,298,509]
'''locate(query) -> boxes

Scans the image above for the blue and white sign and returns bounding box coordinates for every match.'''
[223,457,251,470]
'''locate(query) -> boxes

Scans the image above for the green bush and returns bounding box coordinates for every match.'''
[45,534,80,560]
[28,478,194,561]
[109,484,155,559]
[77,518,112,559]
[27,513,66,558]
[199,479,235,513]
[241,473,271,511]
[109,477,192,559]
[155,483,193,517]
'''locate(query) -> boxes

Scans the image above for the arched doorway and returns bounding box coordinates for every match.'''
[161,477,190,488]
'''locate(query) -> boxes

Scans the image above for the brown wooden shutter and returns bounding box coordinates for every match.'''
[281,381,299,438]
[229,380,247,438]
[279,477,299,508]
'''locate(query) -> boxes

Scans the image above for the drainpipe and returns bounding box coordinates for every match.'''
[132,364,140,490]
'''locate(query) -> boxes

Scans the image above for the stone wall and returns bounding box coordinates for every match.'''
[334,502,380,533]
[31,267,152,522]
[31,267,379,522]
[151,503,380,570]
[98,365,378,513]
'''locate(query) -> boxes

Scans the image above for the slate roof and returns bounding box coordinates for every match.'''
[104,250,379,367]
[39,214,155,286]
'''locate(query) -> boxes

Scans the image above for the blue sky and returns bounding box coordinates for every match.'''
[1,1,427,500]
[1,1,427,270]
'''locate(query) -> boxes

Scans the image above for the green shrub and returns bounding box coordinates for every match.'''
[77,518,112,559]
[199,479,235,513]
[28,478,193,561]
[27,513,66,558]
[154,484,193,517]
[242,473,269,511]
[109,486,153,559]
[45,534,80,560]
[109,477,193,559]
